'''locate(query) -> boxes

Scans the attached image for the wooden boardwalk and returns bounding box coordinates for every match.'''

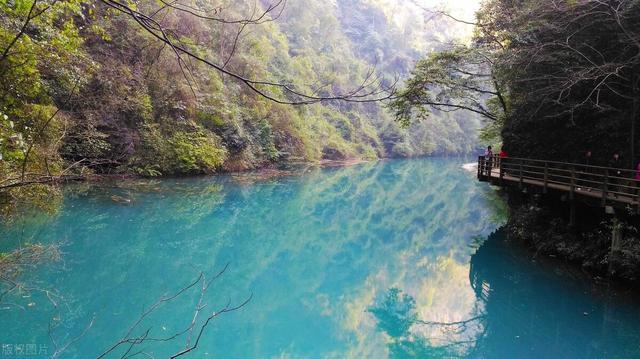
[477,156,640,208]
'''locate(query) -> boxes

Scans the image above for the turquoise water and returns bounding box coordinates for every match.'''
[1,157,640,358]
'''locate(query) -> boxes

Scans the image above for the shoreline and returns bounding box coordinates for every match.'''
[26,154,480,187]
[502,189,640,287]
[81,157,377,184]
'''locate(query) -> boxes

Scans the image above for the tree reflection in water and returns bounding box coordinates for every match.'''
[370,230,640,358]
[368,287,486,358]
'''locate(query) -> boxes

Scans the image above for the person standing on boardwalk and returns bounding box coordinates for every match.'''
[608,151,623,196]
[485,145,493,158]
[498,147,508,175]
[608,151,622,172]
[583,150,592,166]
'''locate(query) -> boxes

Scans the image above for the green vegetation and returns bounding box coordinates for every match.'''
[0,0,479,180]
[0,0,485,216]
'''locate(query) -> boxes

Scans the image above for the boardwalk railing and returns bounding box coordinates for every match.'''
[478,155,640,206]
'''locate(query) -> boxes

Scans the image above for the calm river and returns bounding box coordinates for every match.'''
[1,158,640,358]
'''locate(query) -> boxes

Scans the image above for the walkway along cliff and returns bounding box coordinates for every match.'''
[477,155,640,279]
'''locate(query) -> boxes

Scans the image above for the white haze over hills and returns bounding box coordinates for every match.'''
[364,0,482,51]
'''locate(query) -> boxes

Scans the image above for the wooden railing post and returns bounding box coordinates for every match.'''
[570,166,576,200]
[636,180,640,215]
[602,169,609,206]
[519,159,524,188]
[543,162,549,194]
[635,180,640,214]
[478,156,488,180]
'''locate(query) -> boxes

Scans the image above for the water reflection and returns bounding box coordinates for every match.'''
[367,230,640,358]
[368,287,485,358]
[467,231,640,358]
[4,158,638,358]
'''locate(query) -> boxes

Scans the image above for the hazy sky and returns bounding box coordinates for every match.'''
[417,0,482,40]
[416,0,482,22]
[368,0,482,43]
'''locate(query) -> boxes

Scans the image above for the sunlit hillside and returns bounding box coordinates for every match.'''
[0,0,482,181]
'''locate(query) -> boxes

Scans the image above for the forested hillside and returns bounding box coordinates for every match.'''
[0,0,480,188]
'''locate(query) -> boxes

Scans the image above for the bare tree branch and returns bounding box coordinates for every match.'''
[97,0,396,105]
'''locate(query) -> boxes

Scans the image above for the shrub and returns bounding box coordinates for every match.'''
[169,131,227,174]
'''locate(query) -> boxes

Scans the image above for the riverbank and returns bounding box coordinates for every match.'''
[501,188,640,284]
[0,158,376,194]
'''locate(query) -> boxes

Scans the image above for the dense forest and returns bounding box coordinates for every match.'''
[0,0,479,180]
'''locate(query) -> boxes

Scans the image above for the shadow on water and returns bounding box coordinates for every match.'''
[469,231,640,358]
[369,230,640,358]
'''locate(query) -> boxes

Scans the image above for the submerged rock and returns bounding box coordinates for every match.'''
[110,195,132,204]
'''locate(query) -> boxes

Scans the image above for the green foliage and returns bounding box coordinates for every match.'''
[0,0,482,216]
[257,119,280,162]
[132,124,226,176]
[169,131,227,174]
[60,123,112,164]
[390,45,497,147]
[0,0,90,185]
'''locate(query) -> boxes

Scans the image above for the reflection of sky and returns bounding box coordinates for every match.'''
[341,229,488,358]
[0,158,504,358]
[6,158,640,358]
